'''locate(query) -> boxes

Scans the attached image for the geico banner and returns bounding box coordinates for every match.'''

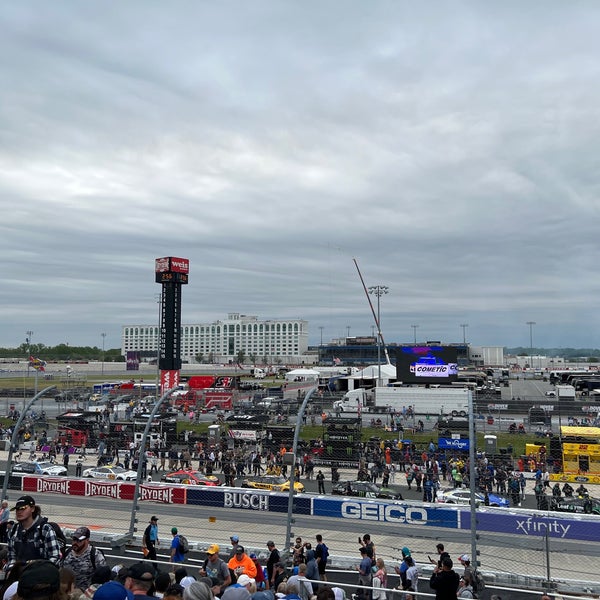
[313,498,458,528]
[186,487,311,514]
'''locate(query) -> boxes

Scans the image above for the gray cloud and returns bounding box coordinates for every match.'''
[1,2,600,351]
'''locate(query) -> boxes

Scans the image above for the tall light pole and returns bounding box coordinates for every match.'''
[25,330,33,370]
[460,323,468,344]
[346,325,351,339]
[526,321,536,370]
[101,333,107,376]
[411,324,418,345]
[368,285,389,386]
[319,326,324,346]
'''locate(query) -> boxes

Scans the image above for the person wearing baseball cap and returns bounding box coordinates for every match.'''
[16,559,60,599]
[142,516,160,565]
[7,496,61,568]
[228,535,240,559]
[124,561,155,599]
[61,526,107,591]
[199,544,232,597]
[170,527,185,568]
[227,545,257,580]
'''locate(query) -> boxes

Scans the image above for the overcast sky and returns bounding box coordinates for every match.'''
[1,2,600,352]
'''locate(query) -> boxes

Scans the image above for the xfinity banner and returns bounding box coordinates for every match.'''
[438,438,470,451]
[463,510,600,542]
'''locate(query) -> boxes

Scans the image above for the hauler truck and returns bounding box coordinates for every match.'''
[333,386,470,417]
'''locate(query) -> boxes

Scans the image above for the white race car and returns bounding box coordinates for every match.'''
[13,461,67,476]
[82,465,139,481]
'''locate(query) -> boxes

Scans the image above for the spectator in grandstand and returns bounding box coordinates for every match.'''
[7,496,61,567]
[429,557,459,600]
[14,559,60,600]
[228,546,258,579]
[125,561,155,599]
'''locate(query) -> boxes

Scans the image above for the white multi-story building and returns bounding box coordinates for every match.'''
[122,313,309,364]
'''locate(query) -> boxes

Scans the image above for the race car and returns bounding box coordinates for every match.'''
[550,496,600,515]
[13,461,67,476]
[82,465,139,481]
[160,470,222,486]
[331,480,403,500]
[436,487,510,508]
[240,475,304,493]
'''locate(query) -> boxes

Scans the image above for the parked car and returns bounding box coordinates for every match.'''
[331,480,403,500]
[436,487,509,508]
[160,470,221,486]
[256,397,278,409]
[82,466,138,481]
[13,461,67,476]
[240,475,304,493]
[550,496,600,515]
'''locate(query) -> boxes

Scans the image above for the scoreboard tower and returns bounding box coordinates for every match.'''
[155,256,189,393]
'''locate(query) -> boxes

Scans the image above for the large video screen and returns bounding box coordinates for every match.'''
[396,346,459,384]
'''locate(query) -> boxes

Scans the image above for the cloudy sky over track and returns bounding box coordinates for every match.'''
[2,2,600,350]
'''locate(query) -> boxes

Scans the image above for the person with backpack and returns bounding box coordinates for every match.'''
[170,527,186,567]
[61,525,107,591]
[6,495,62,568]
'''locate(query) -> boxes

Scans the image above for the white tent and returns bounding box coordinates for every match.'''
[284,368,320,382]
[346,364,396,389]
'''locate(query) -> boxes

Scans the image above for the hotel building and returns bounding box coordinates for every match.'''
[122,313,309,364]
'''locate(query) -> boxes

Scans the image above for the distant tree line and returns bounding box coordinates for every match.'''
[0,344,124,362]
[506,347,600,361]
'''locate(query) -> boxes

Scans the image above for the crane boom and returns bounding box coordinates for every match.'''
[353,258,391,365]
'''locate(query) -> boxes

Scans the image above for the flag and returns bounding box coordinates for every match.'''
[29,356,46,372]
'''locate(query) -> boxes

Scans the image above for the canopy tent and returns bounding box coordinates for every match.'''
[347,364,397,380]
[284,368,320,382]
[346,363,396,390]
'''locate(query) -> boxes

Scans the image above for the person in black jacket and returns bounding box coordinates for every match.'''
[430,557,460,600]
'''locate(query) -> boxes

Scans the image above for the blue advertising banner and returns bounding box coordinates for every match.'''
[186,488,311,515]
[438,438,470,451]
[313,498,459,528]
[461,509,600,542]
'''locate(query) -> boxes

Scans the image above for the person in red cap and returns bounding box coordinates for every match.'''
[6,495,61,568]
[60,526,107,591]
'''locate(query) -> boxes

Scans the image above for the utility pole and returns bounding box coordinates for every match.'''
[411,324,418,345]
[101,333,107,376]
[526,321,536,369]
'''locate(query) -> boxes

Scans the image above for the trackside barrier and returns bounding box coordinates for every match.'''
[14,475,600,542]
[6,474,600,597]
